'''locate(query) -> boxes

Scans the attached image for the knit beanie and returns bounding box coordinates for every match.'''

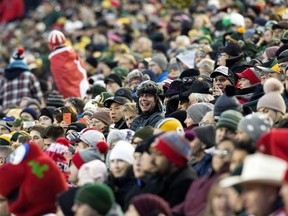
[257,78,286,114]
[133,126,154,141]
[6,48,29,70]
[151,55,168,71]
[104,73,123,87]
[74,183,115,215]
[0,134,12,146]
[45,138,70,179]
[78,160,108,185]
[72,143,108,169]
[48,30,66,51]
[25,99,41,111]
[193,125,216,148]
[109,140,135,164]
[130,194,172,216]
[265,46,278,60]
[152,132,191,167]
[216,110,243,132]
[20,108,38,120]
[238,113,273,142]
[45,91,65,108]
[213,86,242,119]
[79,129,106,147]
[228,27,245,43]
[11,131,29,142]
[168,110,187,128]
[107,129,126,147]
[38,107,55,123]
[155,118,184,134]
[91,109,111,126]
[186,103,214,125]
[66,122,87,133]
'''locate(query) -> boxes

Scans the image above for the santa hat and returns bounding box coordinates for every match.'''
[0,143,67,215]
[45,137,70,179]
[72,141,109,169]
[48,30,66,51]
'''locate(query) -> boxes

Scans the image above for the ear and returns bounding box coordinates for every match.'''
[201,143,207,150]
[0,157,6,165]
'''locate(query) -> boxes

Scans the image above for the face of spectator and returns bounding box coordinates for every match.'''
[211,185,230,216]
[239,78,252,89]
[68,163,78,184]
[141,152,157,174]
[235,129,251,143]
[273,28,283,40]
[39,115,53,126]
[0,126,9,135]
[264,29,274,42]
[211,139,234,172]
[124,111,137,128]
[189,137,205,157]
[148,61,162,76]
[213,75,232,92]
[229,149,248,172]
[110,159,130,178]
[30,130,45,150]
[244,17,254,29]
[242,183,279,216]
[139,93,156,113]
[150,146,173,176]
[184,114,194,128]
[129,78,142,92]
[169,68,180,79]
[89,117,106,132]
[106,81,120,94]
[20,112,34,121]
[257,107,279,124]
[109,102,125,123]
[133,152,145,178]
[215,127,236,145]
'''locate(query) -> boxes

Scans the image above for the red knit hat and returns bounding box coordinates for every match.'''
[72,141,109,169]
[152,132,191,167]
[257,129,288,162]
[45,137,70,179]
[48,30,66,51]
[0,142,67,215]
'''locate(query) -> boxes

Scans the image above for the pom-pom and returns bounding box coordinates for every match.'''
[56,137,70,147]
[237,27,246,34]
[225,85,235,97]
[184,130,196,141]
[96,141,109,154]
[17,48,24,55]
[263,78,284,93]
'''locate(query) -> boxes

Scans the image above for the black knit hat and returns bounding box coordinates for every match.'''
[45,91,65,108]
[104,73,122,87]
[133,126,154,141]
[220,42,243,57]
[39,107,55,123]
[168,110,187,128]
[193,125,216,148]
[66,122,87,133]
[164,80,182,97]
[182,76,212,97]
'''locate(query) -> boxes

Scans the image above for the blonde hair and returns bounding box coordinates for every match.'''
[123,103,137,114]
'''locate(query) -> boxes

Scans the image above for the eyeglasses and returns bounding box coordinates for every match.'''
[212,149,233,157]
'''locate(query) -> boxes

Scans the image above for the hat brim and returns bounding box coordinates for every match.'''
[103,96,128,108]
[236,72,247,78]
[255,66,275,73]
[210,71,227,78]
[220,176,283,188]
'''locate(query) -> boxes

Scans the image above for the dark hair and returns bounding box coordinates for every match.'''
[53,106,78,123]
[233,139,256,154]
[41,125,64,141]
[67,97,85,114]
[28,125,46,134]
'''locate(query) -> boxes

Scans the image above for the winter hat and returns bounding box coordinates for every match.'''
[104,73,123,87]
[213,86,242,119]
[107,129,126,147]
[45,91,65,108]
[10,131,29,142]
[155,118,184,134]
[257,78,286,114]
[265,46,278,60]
[109,140,135,164]
[236,68,261,85]
[6,48,29,70]
[0,123,12,133]
[38,107,54,123]
[74,183,115,215]
[91,109,111,126]
[95,92,114,107]
[150,55,168,71]
[256,58,280,74]
[216,110,243,132]
[133,126,154,141]
[48,30,66,51]
[20,108,38,120]
[220,42,243,58]
[90,84,106,99]
[168,110,187,128]
[164,80,182,96]
[78,160,108,185]
[211,66,235,85]
[186,103,214,125]
[104,87,132,108]
[112,67,129,80]
[78,129,106,147]
[45,138,70,179]
[228,27,246,43]
[25,99,41,111]
[257,129,288,162]
[0,134,12,146]
[0,143,67,216]
[66,122,87,133]
[127,69,144,83]
[193,125,216,148]
[72,143,109,169]
[130,194,172,216]
[238,113,273,142]
[182,77,212,97]
[152,132,191,167]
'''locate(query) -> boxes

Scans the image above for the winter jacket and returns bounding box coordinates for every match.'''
[130,111,164,131]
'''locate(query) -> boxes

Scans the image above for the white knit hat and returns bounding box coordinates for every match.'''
[79,129,105,147]
[77,159,108,186]
[109,140,135,164]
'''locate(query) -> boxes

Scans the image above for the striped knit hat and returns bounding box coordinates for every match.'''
[216,110,243,132]
[152,132,191,167]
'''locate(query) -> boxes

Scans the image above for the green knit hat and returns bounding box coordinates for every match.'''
[74,183,115,215]
[112,67,129,79]
[216,110,243,132]
[228,27,246,43]
[133,126,154,141]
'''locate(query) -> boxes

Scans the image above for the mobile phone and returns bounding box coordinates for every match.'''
[78,118,87,124]
[63,113,71,125]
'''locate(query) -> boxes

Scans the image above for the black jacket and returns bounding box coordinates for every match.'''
[130,111,164,131]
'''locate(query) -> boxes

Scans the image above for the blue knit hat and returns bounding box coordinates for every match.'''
[20,108,38,120]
